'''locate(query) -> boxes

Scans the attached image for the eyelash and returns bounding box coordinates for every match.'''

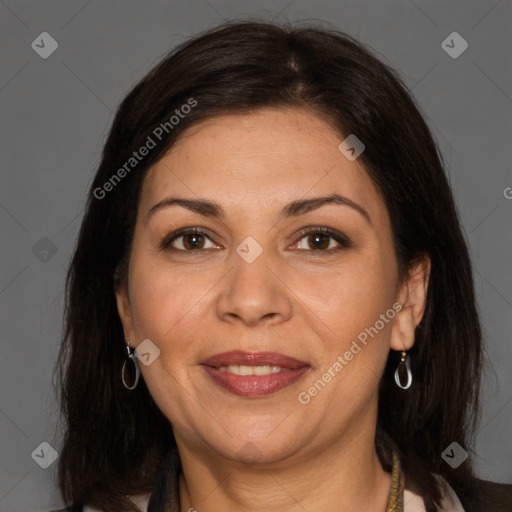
[159,226,351,255]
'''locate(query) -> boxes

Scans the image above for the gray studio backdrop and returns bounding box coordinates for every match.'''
[1,1,511,510]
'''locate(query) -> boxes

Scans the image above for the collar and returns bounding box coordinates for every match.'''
[147,446,406,512]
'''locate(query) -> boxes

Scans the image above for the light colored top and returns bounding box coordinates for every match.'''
[83,476,466,512]
[403,476,466,511]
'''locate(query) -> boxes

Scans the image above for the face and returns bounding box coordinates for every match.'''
[115,107,428,467]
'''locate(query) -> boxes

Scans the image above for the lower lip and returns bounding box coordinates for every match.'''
[201,365,310,397]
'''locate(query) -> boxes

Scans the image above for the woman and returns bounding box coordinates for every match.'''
[52,20,512,512]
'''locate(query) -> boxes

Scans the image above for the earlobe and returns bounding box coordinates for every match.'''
[390,257,431,352]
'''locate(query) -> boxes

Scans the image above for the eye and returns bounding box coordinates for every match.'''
[293,227,351,252]
[160,226,351,254]
[160,228,218,252]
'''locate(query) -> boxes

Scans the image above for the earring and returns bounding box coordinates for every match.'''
[121,340,140,390]
[394,351,412,390]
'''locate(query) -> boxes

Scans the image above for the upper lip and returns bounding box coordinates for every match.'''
[201,351,309,369]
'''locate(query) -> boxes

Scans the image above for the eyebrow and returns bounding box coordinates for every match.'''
[146,193,371,225]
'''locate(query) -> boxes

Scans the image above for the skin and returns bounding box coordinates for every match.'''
[115,107,430,512]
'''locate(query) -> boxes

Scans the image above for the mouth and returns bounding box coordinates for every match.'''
[200,351,310,397]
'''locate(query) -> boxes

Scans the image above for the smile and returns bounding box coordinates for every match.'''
[217,365,282,375]
[201,351,310,397]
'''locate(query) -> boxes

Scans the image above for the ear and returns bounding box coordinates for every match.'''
[390,256,431,352]
[113,265,136,342]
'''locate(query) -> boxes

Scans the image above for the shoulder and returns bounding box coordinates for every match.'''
[404,475,512,512]
[404,477,465,512]
[48,493,150,512]
[49,507,83,512]
[455,476,512,512]
[48,508,83,512]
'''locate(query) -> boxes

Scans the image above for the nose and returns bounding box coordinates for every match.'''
[216,250,293,328]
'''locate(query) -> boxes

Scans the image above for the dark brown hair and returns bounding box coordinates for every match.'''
[53,20,483,511]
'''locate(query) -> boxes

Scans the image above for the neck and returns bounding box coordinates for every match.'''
[175,415,392,512]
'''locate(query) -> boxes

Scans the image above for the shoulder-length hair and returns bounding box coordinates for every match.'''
[54,20,482,512]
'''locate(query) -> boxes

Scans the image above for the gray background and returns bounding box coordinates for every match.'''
[1,0,511,510]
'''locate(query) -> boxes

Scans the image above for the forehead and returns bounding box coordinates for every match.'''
[139,107,385,222]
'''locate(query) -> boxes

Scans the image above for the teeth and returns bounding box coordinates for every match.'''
[217,365,282,375]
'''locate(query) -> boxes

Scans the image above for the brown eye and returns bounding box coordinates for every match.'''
[306,233,331,250]
[294,227,350,252]
[161,229,217,252]
[181,233,206,250]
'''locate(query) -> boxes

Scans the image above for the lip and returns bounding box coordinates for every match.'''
[200,351,310,397]
[201,350,308,369]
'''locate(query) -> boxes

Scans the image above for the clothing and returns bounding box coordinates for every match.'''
[53,446,512,511]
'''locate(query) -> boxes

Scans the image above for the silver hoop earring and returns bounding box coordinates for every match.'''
[394,351,412,390]
[121,340,140,390]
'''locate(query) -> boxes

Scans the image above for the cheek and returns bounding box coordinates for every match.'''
[127,251,207,340]
[312,252,396,339]
[301,253,396,396]
[129,274,170,339]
